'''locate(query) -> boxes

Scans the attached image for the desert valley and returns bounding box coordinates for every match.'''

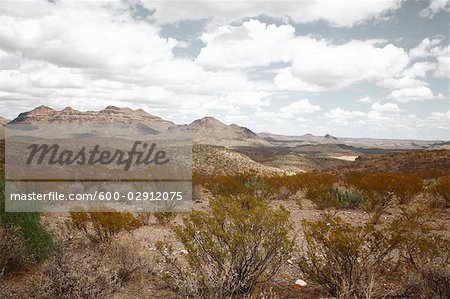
[0,106,449,299]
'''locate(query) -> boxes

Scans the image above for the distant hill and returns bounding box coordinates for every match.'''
[188,117,270,147]
[328,149,450,177]
[5,105,448,152]
[258,132,446,150]
[193,144,285,176]
[324,133,337,140]
[9,105,174,131]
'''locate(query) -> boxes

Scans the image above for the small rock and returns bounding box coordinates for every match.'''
[295,279,307,287]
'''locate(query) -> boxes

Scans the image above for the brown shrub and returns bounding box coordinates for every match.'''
[69,210,142,243]
[428,175,450,208]
[156,195,294,298]
[0,225,32,276]
[344,172,422,220]
[154,211,177,225]
[42,237,147,299]
[298,215,399,299]
[389,205,450,298]
[299,206,450,299]
[136,211,153,225]
[193,172,290,200]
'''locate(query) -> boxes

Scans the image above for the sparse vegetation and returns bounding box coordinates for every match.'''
[344,172,423,221]
[298,214,400,299]
[298,205,450,299]
[42,237,147,299]
[428,175,450,208]
[0,225,32,276]
[69,210,143,243]
[156,195,295,298]
[154,211,177,225]
[0,178,55,263]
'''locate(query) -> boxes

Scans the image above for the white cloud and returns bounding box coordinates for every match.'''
[370,102,401,112]
[273,68,325,92]
[197,20,296,69]
[143,0,403,27]
[199,20,410,90]
[431,45,450,78]
[279,99,321,114]
[387,86,435,102]
[324,108,366,125]
[402,61,437,78]
[0,1,175,70]
[408,37,444,59]
[420,0,450,18]
[290,40,409,90]
[357,96,372,103]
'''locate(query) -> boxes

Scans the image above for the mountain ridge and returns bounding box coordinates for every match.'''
[3,105,449,150]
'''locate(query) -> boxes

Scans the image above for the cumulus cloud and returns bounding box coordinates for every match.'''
[409,36,444,59]
[197,20,296,69]
[402,61,437,78]
[357,96,372,103]
[143,0,403,27]
[0,1,447,140]
[279,99,322,114]
[324,108,366,125]
[370,102,401,112]
[199,20,410,90]
[387,86,435,102]
[289,40,409,90]
[420,0,450,18]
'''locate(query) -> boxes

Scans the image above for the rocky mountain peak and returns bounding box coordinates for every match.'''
[9,105,174,130]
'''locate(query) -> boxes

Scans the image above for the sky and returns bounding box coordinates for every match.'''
[0,0,449,140]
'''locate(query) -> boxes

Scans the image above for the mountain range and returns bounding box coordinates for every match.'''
[3,105,448,150]
[1,105,449,175]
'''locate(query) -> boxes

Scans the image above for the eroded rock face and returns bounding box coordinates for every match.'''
[9,105,174,130]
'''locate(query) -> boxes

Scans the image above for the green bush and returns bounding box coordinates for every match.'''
[0,179,55,262]
[329,186,365,209]
[156,195,294,298]
[298,215,399,299]
[389,206,450,298]
[298,206,450,299]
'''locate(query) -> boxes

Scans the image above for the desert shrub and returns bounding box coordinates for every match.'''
[156,195,295,298]
[154,211,177,225]
[299,206,450,299]
[389,206,450,298]
[329,186,365,209]
[389,173,423,204]
[284,172,337,193]
[69,210,143,243]
[0,179,55,262]
[136,211,153,225]
[0,225,32,276]
[428,175,449,208]
[193,172,284,200]
[43,237,147,299]
[344,172,422,219]
[298,215,400,299]
[290,173,338,209]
